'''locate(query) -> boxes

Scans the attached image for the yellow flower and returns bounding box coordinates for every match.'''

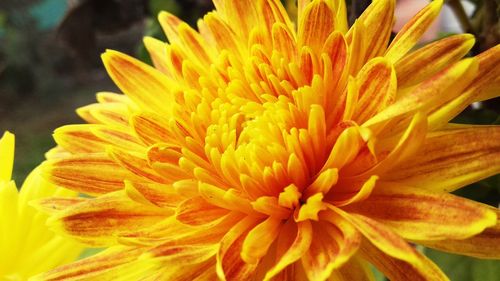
[0,132,84,280]
[36,0,500,280]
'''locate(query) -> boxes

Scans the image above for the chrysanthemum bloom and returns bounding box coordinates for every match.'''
[35,0,500,280]
[0,132,84,280]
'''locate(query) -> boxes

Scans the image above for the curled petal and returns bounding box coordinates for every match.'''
[344,183,496,241]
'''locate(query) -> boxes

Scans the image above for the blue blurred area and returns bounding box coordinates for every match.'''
[30,0,67,30]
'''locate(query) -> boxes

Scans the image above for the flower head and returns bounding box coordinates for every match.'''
[0,132,84,280]
[37,0,500,280]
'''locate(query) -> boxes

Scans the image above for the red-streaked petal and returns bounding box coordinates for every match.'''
[332,206,420,265]
[348,0,395,62]
[216,216,260,281]
[360,238,448,281]
[42,153,134,195]
[101,50,176,116]
[350,112,427,178]
[301,212,361,281]
[48,191,171,246]
[364,58,477,128]
[131,112,173,146]
[354,57,396,124]
[31,247,153,281]
[422,207,500,259]
[384,126,500,192]
[242,216,283,264]
[124,181,184,208]
[345,183,496,241]
[329,255,375,281]
[298,0,335,53]
[428,44,500,129]
[395,34,475,87]
[53,125,108,154]
[108,147,168,184]
[385,0,444,63]
[176,196,230,226]
[264,220,313,280]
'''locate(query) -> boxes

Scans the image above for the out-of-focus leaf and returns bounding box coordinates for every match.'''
[425,248,500,281]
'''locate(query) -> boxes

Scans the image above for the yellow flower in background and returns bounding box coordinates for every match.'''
[35,0,500,280]
[0,132,84,280]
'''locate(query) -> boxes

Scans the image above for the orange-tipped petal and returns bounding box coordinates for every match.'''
[385,0,444,63]
[385,126,500,192]
[101,50,176,116]
[345,183,496,241]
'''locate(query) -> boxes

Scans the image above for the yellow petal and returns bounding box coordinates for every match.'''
[0,131,15,181]
[143,36,171,75]
[360,238,448,281]
[385,0,444,63]
[345,183,496,241]
[384,126,500,192]
[395,34,475,88]
[101,50,176,116]
[242,216,283,264]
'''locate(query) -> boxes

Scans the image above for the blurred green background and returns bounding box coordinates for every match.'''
[0,0,498,280]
